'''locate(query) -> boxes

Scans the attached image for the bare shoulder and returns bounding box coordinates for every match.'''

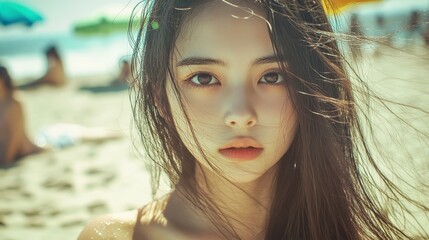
[78,197,169,240]
[77,210,138,240]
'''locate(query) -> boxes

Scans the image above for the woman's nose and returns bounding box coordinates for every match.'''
[225,112,256,128]
[224,93,257,128]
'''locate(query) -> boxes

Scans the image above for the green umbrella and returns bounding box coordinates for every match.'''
[73,4,138,36]
[73,17,134,36]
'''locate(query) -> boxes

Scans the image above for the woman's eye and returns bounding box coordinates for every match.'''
[259,72,285,84]
[189,73,219,86]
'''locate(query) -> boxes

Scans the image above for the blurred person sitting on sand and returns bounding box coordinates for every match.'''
[0,65,43,166]
[1,65,123,167]
[18,45,66,89]
[110,59,131,86]
[79,59,130,93]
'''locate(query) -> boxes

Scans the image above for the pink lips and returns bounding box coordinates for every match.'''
[219,147,263,160]
[219,137,263,161]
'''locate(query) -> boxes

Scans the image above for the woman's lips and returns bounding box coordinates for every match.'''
[218,147,263,161]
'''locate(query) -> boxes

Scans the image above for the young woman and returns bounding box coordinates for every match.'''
[79,0,429,239]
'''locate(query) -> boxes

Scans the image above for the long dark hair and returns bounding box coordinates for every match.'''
[129,0,428,239]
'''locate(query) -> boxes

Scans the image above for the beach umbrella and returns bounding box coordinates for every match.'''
[0,1,43,27]
[73,4,137,36]
[73,17,132,36]
[322,0,383,15]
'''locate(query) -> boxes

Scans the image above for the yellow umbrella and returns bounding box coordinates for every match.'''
[322,0,383,15]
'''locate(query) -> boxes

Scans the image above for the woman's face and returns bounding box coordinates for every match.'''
[167,1,298,183]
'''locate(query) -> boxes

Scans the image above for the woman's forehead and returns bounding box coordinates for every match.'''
[178,0,267,33]
[175,1,274,64]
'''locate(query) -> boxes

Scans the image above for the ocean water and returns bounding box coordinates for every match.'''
[0,32,133,83]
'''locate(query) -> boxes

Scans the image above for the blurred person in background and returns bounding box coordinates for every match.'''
[349,13,363,60]
[110,59,131,86]
[1,64,123,166]
[18,45,66,89]
[79,58,130,92]
[423,14,429,47]
[405,10,422,46]
[0,65,43,166]
[373,14,393,57]
[0,59,123,168]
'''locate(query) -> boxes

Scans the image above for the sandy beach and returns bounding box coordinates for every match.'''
[1,47,428,239]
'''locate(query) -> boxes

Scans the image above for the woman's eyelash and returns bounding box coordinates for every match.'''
[258,71,286,85]
[184,79,207,88]
[185,72,220,88]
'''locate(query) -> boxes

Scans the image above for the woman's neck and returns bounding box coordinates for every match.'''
[170,165,277,239]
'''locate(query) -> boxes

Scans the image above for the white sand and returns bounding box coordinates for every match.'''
[0,47,428,239]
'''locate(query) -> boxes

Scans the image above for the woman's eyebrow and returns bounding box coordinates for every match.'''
[176,55,285,67]
[253,55,285,65]
[176,57,226,67]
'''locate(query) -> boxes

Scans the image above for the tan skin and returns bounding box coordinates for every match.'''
[78,168,276,239]
[0,79,42,166]
[78,193,222,240]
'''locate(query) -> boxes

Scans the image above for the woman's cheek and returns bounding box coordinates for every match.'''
[257,86,290,107]
[181,88,223,115]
